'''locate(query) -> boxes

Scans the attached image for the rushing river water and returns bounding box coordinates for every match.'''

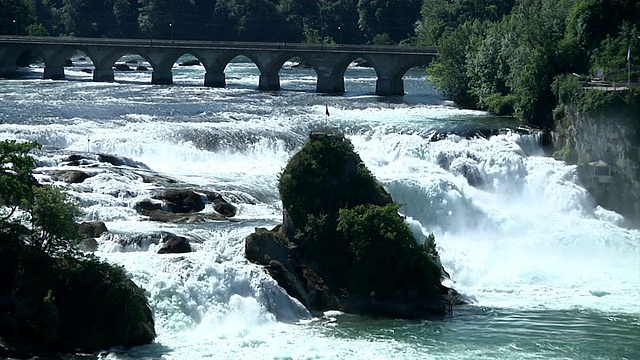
[0,55,638,360]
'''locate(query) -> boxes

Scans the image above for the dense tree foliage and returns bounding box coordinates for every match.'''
[0,140,39,222]
[420,0,640,127]
[0,231,155,353]
[0,0,422,44]
[278,133,391,233]
[337,203,441,295]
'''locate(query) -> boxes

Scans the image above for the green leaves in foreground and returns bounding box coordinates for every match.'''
[0,140,39,221]
[0,140,82,255]
[27,186,82,255]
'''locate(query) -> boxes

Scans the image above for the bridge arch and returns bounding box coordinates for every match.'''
[162,51,206,71]
[96,49,157,70]
[332,54,381,79]
[4,46,44,65]
[258,52,316,91]
[329,54,381,94]
[48,47,98,72]
[0,45,47,77]
[277,55,319,92]
[89,49,159,83]
[160,51,207,85]
[195,51,261,88]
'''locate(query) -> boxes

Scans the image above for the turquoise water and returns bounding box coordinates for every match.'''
[314,308,639,359]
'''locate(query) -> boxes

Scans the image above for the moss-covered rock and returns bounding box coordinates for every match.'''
[247,133,456,318]
[278,132,392,239]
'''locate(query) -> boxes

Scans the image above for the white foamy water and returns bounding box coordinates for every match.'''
[351,131,639,314]
[1,59,638,359]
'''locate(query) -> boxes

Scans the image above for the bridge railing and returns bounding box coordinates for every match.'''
[0,35,438,55]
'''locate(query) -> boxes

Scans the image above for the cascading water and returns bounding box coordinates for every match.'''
[351,130,638,314]
[0,57,637,359]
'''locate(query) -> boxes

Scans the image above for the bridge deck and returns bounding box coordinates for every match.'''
[0,36,438,56]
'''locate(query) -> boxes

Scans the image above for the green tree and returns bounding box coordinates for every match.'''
[357,0,422,44]
[278,134,443,301]
[466,20,512,114]
[0,0,36,36]
[26,22,49,36]
[423,0,601,127]
[0,140,81,255]
[215,0,288,42]
[416,0,516,46]
[502,0,574,127]
[0,139,156,352]
[112,0,141,38]
[27,185,82,254]
[0,140,39,221]
[336,203,441,295]
[278,134,390,233]
[427,20,483,109]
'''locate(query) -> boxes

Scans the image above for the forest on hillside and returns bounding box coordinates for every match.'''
[0,0,423,44]
[1,0,638,125]
[420,0,640,127]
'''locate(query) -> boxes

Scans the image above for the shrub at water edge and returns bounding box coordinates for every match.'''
[0,140,155,357]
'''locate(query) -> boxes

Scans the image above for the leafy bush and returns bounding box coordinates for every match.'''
[484,93,516,116]
[26,185,82,255]
[0,140,155,353]
[278,134,390,233]
[337,203,442,296]
[1,140,82,256]
[372,33,394,45]
[0,140,39,221]
[51,254,154,350]
[552,73,581,106]
[0,234,155,352]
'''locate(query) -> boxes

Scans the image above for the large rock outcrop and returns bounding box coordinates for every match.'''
[245,133,459,318]
[553,92,640,226]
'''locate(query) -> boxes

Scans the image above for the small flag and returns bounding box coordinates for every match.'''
[325,104,330,117]
[628,47,631,61]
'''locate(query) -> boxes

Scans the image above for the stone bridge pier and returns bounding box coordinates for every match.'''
[0,36,438,96]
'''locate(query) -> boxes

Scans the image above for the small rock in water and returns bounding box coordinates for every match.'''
[157,234,192,254]
[589,290,610,297]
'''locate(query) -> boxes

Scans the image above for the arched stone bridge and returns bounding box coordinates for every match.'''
[0,36,437,96]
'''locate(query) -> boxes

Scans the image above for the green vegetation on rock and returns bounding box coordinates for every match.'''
[0,140,155,357]
[269,133,446,315]
[336,203,442,296]
[278,133,391,234]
